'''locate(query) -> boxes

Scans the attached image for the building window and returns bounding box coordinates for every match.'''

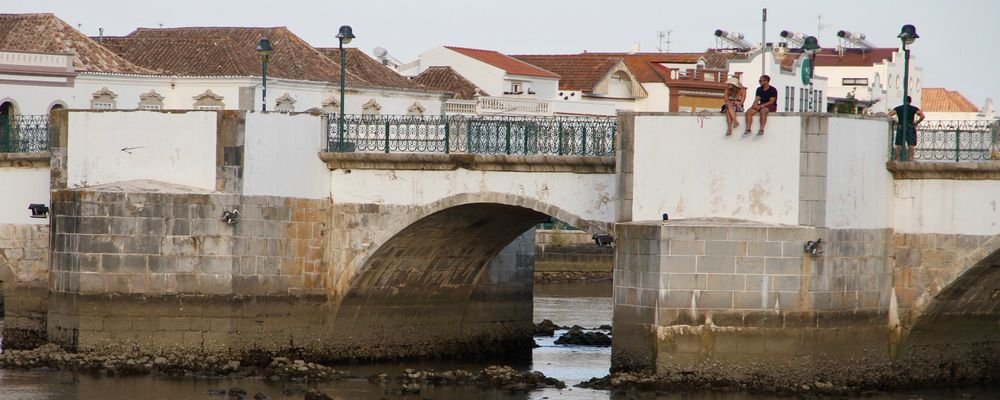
[362,99,382,115]
[842,78,869,86]
[192,89,225,110]
[321,96,340,114]
[784,87,790,111]
[138,89,164,110]
[90,87,118,110]
[274,93,296,113]
[505,81,524,95]
[790,88,795,112]
[799,88,805,112]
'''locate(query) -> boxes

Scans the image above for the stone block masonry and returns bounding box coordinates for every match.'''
[613,219,895,373]
[0,223,49,349]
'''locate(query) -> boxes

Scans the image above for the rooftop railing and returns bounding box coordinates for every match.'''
[326,114,616,156]
[0,115,50,153]
[890,120,1000,161]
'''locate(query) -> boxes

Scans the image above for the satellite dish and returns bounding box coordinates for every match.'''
[373,47,388,58]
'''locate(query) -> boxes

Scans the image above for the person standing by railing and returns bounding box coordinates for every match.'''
[887,96,925,161]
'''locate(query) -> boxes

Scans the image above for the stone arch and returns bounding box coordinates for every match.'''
[48,101,67,113]
[138,89,165,110]
[1,98,20,117]
[192,89,225,110]
[344,191,610,282]
[274,93,296,113]
[898,234,1000,359]
[406,102,425,116]
[361,99,381,115]
[321,96,339,114]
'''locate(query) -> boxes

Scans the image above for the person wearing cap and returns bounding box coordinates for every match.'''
[745,74,778,135]
[722,77,745,136]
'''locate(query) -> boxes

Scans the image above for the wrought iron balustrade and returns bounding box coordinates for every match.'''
[0,115,50,153]
[326,114,616,156]
[889,120,1000,161]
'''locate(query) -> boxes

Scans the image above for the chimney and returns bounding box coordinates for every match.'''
[629,42,641,54]
[99,27,104,42]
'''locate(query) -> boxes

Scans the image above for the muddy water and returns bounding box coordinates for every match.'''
[0,283,996,399]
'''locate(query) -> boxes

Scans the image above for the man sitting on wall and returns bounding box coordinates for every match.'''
[744,75,778,136]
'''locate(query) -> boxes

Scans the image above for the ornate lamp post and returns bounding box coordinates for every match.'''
[256,38,273,112]
[335,25,355,151]
[898,24,919,160]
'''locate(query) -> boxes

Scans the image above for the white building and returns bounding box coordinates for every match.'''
[726,47,829,113]
[921,88,997,122]
[812,47,922,114]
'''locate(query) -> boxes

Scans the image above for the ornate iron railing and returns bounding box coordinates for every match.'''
[326,114,616,156]
[890,120,1000,161]
[0,115,50,153]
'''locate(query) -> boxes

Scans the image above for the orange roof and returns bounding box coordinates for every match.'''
[315,47,431,92]
[921,88,979,112]
[511,54,621,91]
[0,13,153,74]
[104,26,365,85]
[444,46,560,79]
[412,66,487,99]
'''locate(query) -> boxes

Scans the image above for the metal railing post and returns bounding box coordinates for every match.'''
[954,127,960,162]
[581,126,588,156]
[384,120,391,153]
[505,121,511,155]
[467,119,474,153]
[558,121,562,155]
[444,119,450,154]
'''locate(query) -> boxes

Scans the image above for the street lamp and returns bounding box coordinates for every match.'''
[898,24,919,160]
[335,25,355,151]
[256,38,273,112]
[801,36,820,112]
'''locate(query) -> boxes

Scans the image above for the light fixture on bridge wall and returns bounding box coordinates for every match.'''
[28,203,49,218]
[593,234,614,247]
[804,238,824,256]
[256,37,274,112]
[221,208,240,225]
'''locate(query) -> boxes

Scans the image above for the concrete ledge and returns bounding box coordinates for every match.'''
[0,151,50,167]
[886,161,1000,180]
[319,152,615,173]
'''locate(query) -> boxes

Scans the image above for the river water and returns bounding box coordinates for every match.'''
[0,282,995,399]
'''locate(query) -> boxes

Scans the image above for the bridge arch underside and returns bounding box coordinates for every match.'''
[899,247,1000,374]
[331,203,549,361]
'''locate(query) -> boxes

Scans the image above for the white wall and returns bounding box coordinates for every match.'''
[330,169,616,224]
[894,180,1000,235]
[631,115,802,224]
[418,47,506,97]
[243,113,330,198]
[0,167,50,224]
[825,117,895,228]
[634,83,669,112]
[66,111,217,190]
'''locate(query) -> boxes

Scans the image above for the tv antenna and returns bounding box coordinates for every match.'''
[657,30,673,52]
[817,15,829,38]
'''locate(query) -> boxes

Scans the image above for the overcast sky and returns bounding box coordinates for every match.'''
[10,0,998,106]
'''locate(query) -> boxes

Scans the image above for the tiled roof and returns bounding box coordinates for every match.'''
[583,53,704,83]
[511,54,621,91]
[412,66,487,100]
[315,47,432,92]
[444,46,560,79]
[811,48,897,67]
[104,26,366,85]
[921,88,979,112]
[701,50,749,69]
[0,13,154,74]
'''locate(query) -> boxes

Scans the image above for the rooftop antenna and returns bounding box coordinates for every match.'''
[98,27,104,42]
[836,30,874,49]
[817,15,829,38]
[657,30,673,52]
[714,29,752,51]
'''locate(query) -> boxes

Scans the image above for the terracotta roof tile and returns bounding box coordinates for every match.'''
[445,46,560,79]
[583,53,704,83]
[922,88,979,112]
[315,47,432,92]
[412,66,487,99]
[0,13,154,74]
[106,26,366,85]
[510,54,620,91]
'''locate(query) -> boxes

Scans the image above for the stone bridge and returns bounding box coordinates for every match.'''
[0,110,996,384]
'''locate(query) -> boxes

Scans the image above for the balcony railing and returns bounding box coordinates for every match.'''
[326,114,616,156]
[444,96,551,116]
[1,115,50,153]
[890,120,1000,161]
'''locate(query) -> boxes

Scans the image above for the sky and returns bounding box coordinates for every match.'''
[8,0,998,106]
